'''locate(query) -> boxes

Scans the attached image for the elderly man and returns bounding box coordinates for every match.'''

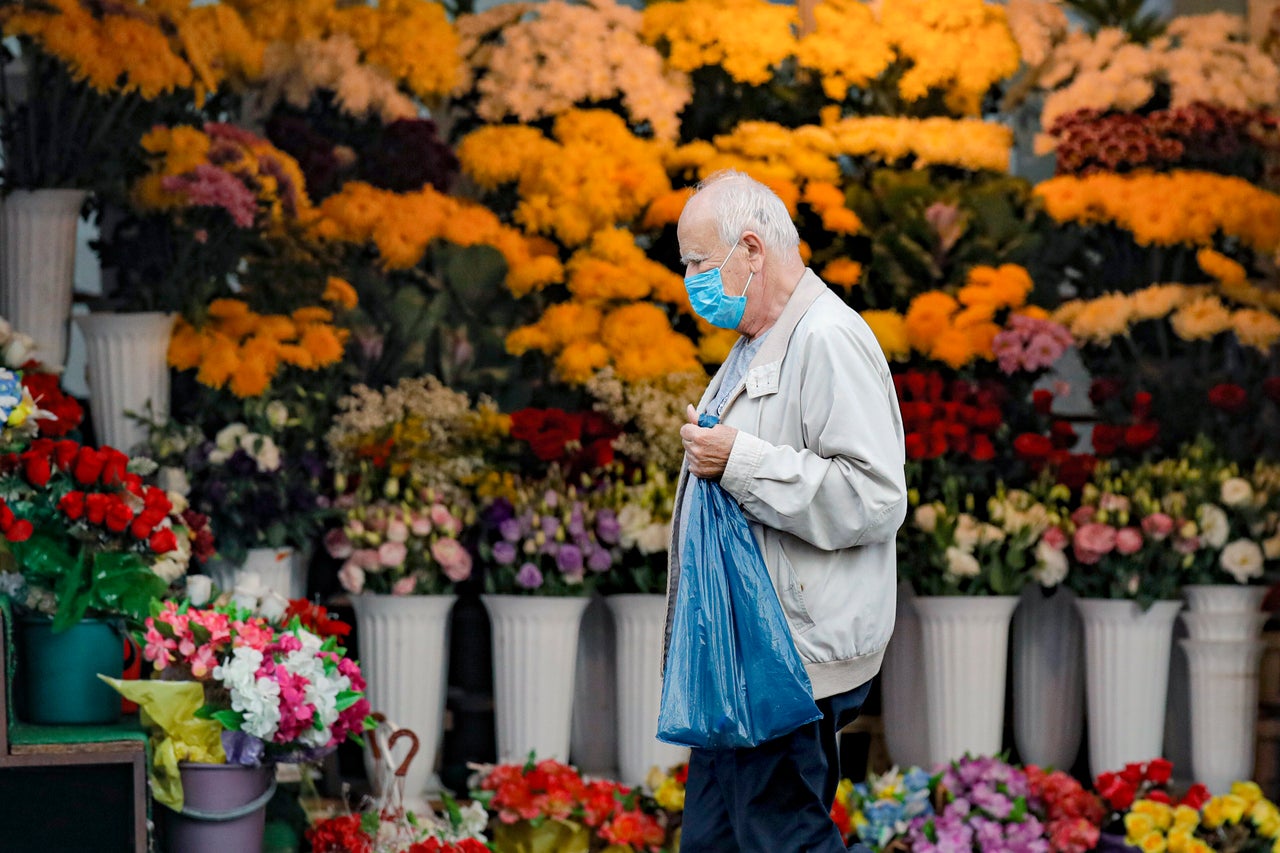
[668,170,907,852]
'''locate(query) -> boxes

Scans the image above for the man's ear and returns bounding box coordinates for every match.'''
[742,230,766,271]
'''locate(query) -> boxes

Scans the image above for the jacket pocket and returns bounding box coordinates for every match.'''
[773,542,816,635]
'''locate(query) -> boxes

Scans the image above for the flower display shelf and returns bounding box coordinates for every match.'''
[0,595,149,851]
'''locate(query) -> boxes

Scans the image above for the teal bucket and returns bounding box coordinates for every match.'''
[19,616,125,724]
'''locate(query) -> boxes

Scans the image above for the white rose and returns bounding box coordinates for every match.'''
[265,400,289,429]
[157,466,191,497]
[945,546,981,578]
[1032,541,1068,587]
[1220,539,1265,584]
[616,504,652,549]
[1197,504,1230,549]
[186,575,213,606]
[1220,477,1254,508]
[953,514,981,552]
[240,433,281,473]
[914,504,939,534]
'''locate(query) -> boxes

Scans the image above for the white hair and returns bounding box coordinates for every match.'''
[692,170,800,254]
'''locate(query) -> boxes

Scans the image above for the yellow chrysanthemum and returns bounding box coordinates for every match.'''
[905,291,960,352]
[1197,247,1248,286]
[322,277,359,310]
[1170,295,1233,342]
[860,310,909,362]
[822,259,864,289]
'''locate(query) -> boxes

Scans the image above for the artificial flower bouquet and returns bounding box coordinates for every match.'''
[105,597,373,812]
[902,755,1052,853]
[0,318,84,442]
[0,438,211,630]
[469,755,669,853]
[141,414,328,569]
[831,765,934,850]
[307,795,490,853]
[1095,758,1211,841]
[1023,765,1105,853]
[644,761,687,816]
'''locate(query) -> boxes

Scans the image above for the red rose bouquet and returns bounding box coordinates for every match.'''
[1025,765,1106,853]
[0,438,211,629]
[1095,758,1211,835]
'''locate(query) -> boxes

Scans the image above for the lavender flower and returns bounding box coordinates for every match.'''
[596,509,621,545]
[556,544,584,575]
[587,548,613,573]
[492,541,517,565]
[515,562,543,589]
[499,518,522,543]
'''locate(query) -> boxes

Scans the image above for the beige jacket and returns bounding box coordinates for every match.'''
[664,269,908,699]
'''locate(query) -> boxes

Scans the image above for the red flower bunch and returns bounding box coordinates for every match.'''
[1207,382,1249,415]
[509,408,620,473]
[476,758,665,851]
[1026,765,1105,853]
[1094,759,1210,816]
[894,370,1004,462]
[405,840,489,853]
[307,815,372,853]
[20,371,82,438]
[283,599,352,638]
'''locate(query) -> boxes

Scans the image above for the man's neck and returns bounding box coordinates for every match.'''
[744,267,806,341]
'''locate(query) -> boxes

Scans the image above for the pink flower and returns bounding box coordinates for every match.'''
[1141,512,1175,541]
[189,644,218,678]
[338,562,365,594]
[386,518,409,544]
[1115,526,1144,555]
[378,541,407,567]
[430,504,461,535]
[1099,493,1130,513]
[392,575,417,595]
[992,332,1024,375]
[324,528,353,559]
[431,537,473,582]
[1071,506,1096,527]
[352,548,381,570]
[1021,332,1066,371]
[1073,523,1117,564]
[1174,535,1201,554]
[410,512,433,536]
[1041,526,1069,550]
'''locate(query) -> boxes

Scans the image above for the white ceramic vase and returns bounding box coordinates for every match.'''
[1183,585,1270,617]
[206,547,306,600]
[74,311,174,453]
[1076,598,1183,777]
[607,594,690,785]
[483,594,590,763]
[1012,585,1084,770]
[0,189,86,367]
[351,594,456,806]
[914,595,1020,766]
[880,581,930,768]
[1182,638,1265,793]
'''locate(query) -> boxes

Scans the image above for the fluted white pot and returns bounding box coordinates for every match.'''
[1012,586,1084,770]
[352,594,455,805]
[915,595,1020,766]
[607,594,689,785]
[1184,585,1270,616]
[0,189,86,367]
[206,547,306,600]
[881,581,930,768]
[74,312,174,452]
[1077,598,1183,777]
[483,594,589,763]
[1182,638,1265,793]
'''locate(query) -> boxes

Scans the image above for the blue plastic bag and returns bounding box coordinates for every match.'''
[657,421,821,749]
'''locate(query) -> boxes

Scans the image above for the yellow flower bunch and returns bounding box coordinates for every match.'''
[641,0,798,86]
[1036,170,1280,254]
[796,0,895,100]
[1053,283,1280,352]
[228,0,460,99]
[1196,248,1248,286]
[454,0,691,140]
[4,0,194,99]
[506,301,700,384]
[824,115,1013,173]
[163,3,265,104]
[1125,799,1206,853]
[565,228,687,308]
[802,182,862,236]
[822,259,865,290]
[645,764,687,813]
[860,310,910,361]
[876,0,1021,115]
[457,111,673,250]
[1199,783,1280,852]
[312,181,563,297]
[168,298,349,398]
[901,264,1032,368]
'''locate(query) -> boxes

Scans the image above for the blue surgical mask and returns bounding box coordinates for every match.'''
[684,241,754,330]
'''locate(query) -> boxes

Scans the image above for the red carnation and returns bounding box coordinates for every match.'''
[149,528,178,554]
[1014,433,1054,461]
[1132,391,1153,421]
[970,434,996,462]
[972,407,1002,431]
[1089,378,1123,405]
[1207,382,1248,414]
[1050,420,1077,449]
[1123,422,1160,452]
[905,434,928,460]
[510,408,584,462]
[904,371,927,399]
[1091,424,1123,457]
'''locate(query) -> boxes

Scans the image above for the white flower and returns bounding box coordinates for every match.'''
[617,504,653,549]
[0,571,25,597]
[239,433,281,473]
[258,591,289,623]
[338,562,366,594]
[265,400,289,430]
[1032,542,1068,587]
[914,504,939,534]
[1197,504,1231,548]
[952,514,981,552]
[945,546,981,578]
[209,423,250,464]
[4,333,36,366]
[1220,477,1254,508]
[1220,539,1265,584]
[1264,533,1280,561]
[231,571,266,611]
[979,523,1007,545]
[157,466,191,497]
[186,575,213,607]
[635,522,670,555]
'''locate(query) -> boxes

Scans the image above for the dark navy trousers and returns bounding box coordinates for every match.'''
[681,680,873,853]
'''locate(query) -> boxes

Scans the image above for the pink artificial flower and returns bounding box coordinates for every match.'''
[1141,512,1175,541]
[1099,493,1130,514]
[1021,332,1066,371]
[189,644,219,678]
[232,619,275,651]
[386,518,409,544]
[1041,526,1069,550]
[378,541,408,567]
[431,538,473,582]
[392,575,417,595]
[143,626,176,670]
[338,561,366,594]
[1071,506,1096,527]
[352,549,381,570]
[1115,527,1144,555]
[324,527,353,559]
[1073,523,1118,564]
[430,504,459,534]
[410,512,433,536]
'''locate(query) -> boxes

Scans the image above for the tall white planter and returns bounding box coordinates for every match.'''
[915,595,1020,766]
[881,581,930,768]
[1012,586,1084,770]
[483,594,590,763]
[607,594,689,785]
[1183,585,1270,617]
[205,546,306,600]
[74,312,174,452]
[352,594,456,806]
[1182,638,1265,793]
[1077,598,1183,777]
[0,189,86,367]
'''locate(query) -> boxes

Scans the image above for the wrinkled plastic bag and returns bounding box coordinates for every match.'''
[657,423,821,749]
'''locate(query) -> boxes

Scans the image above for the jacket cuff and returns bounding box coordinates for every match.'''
[721,430,765,501]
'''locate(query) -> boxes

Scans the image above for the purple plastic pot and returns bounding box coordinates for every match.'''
[161,762,274,853]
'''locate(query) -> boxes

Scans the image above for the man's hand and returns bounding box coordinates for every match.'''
[680,403,738,480]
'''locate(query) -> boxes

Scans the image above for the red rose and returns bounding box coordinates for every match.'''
[510,408,583,462]
[1091,424,1123,457]
[1207,383,1248,414]
[5,519,32,543]
[149,528,178,554]
[1014,433,1054,461]
[905,433,928,460]
[1264,376,1280,404]
[22,453,51,487]
[1119,763,1145,786]
[1146,757,1173,784]
[1033,389,1054,416]
[53,440,79,470]
[0,503,14,530]
[1180,783,1211,809]
[143,487,171,514]
[73,448,106,485]
[131,516,156,540]
[58,491,86,521]
[104,499,135,533]
[100,449,128,486]
[85,493,110,525]
[970,434,996,461]
[1147,789,1173,805]
[971,407,1002,431]
[1132,391,1153,421]
[1050,420,1078,449]
[1124,422,1160,452]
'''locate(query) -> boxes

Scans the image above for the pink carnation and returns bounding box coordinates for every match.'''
[378,541,408,567]
[431,537,473,582]
[1041,526,1069,550]
[338,561,366,594]
[1071,506,1096,527]
[1141,512,1175,541]
[1115,526,1144,555]
[392,575,417,595]
[1073,523,1118,564]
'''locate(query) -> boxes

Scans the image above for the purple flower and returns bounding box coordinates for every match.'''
[587,548,613,573]
[541,515,561,538]
[596,509,621,545]
[970,781,1013,818]
[543,489,559,508]
[515,562,543,590]
[492,541,517,565]
[556,544,584,575]
[499,517,522,543]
